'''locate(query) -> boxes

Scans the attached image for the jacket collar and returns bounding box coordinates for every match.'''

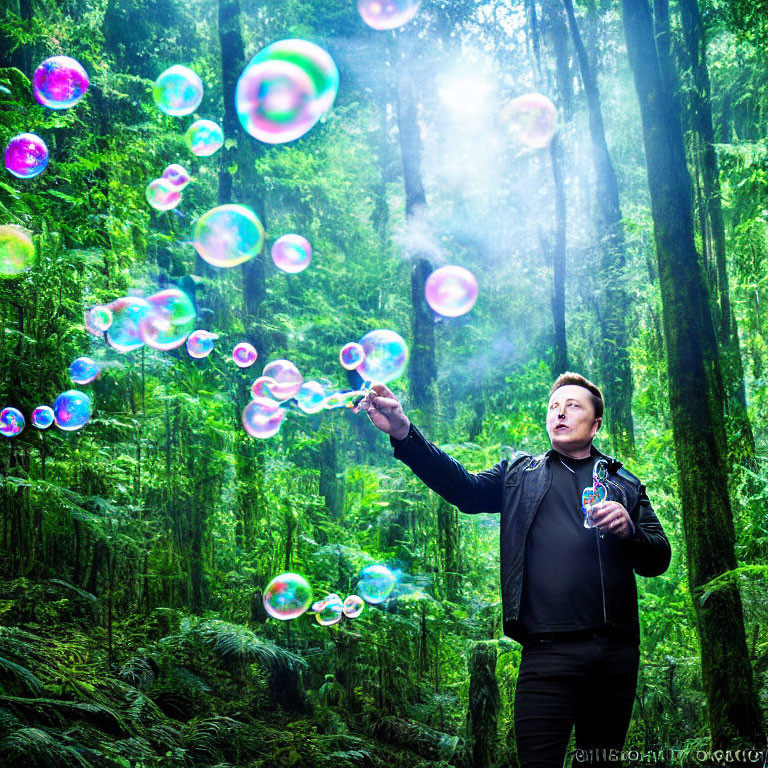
[544,444,624,473]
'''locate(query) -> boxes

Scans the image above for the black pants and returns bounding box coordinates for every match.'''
[514,633,640,768]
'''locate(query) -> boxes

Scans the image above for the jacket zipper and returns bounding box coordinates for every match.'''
[595,528,607,624]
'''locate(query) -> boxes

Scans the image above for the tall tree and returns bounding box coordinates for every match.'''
[621,0,764,747]
[563,0,636,454]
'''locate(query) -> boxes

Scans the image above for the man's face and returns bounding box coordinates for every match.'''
[546,384,602,456]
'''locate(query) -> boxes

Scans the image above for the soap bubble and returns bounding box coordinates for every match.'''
[315,593,344,626]
[424,265,478,317]
[357,0,421,30]
[250,375,278,399]
[161,163,191,190]
[105,296,150,353]
[357,564,396,604]
[145,178,181,211]
[271,234,312,273]
[153,65,203,116]
[236,39,339,144]
[186,329,218,359]
[4,133,49,179]
[356,330,409,383]
[263,572,313,620]
[323,389,367,410]
[53,390,91,431]
[499,93,558,148]
[0,225,34,278]
[339,342,365,370]
[69,356,100,385]
[31,405,54,430]
[192,204,265,268]
[295,381,326,414]
[0,407,25,438]
[185,119,223,157]
[33,56,89,109]
[88,306,113,333]
[139,288,196,351]
[342,594,365,619]
[242,396,286,439]
[261,359,303,401]
[232,342,258,368]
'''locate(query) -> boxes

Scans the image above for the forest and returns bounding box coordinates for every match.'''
[1,0,767,766]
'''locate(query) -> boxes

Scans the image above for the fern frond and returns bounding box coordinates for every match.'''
[0,726,92,767]
[0,655,43,696]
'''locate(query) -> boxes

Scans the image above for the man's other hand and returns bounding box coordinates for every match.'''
[591,501,634,540]
[359,382,411,441]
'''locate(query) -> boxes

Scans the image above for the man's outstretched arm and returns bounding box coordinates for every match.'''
[360,383,504,514]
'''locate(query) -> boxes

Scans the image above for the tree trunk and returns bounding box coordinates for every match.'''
[436,498,460,603]
[563,0,635,455]
[621,0,764,747]
[396,64,436,411]
[466,641,500,768]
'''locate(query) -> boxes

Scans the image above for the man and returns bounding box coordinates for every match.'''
[360,371,671,768]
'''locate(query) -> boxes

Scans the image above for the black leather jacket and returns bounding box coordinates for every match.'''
[392,424,671,643]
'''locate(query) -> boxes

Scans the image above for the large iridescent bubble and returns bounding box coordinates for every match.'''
[33,56,89,109]
[261,359,303,401]
[69,357,100,385]
[53,390,91,431]
[0,407,25,438]
[232,342,258,368]
[105,296,150,353]
[236,39,339,144]
[342,594,365,619]
[161,163,191,190]
[31,405,54,430]
[271,234,312,273]
[139,288,196,351]
[263,572,313,620]
[357,0,421,30]
[4,133,49,179]
[424,265,478,317]
[499,93,558,149]
[145,178,181,211]
[357,564,396,604]
[355,330,409,383]
[192,204,265,268]
[0,225,34,278]
[153,65,203,117]
[242,396,286,439]
[186,329,218,359]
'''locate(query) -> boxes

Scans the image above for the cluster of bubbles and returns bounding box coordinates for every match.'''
[357,0,422,30]
[236,39,339,144]
[145,164,191,212]
[424,265,479,317]
[499,93,558,149]
[262,566,397,623]
[0,225,35,278]
[1,389,93,438]
[271,234,312,273]
[193,204,265,268]
[241,329,407,440]
[86,288,196,354]
[3,56,89,182]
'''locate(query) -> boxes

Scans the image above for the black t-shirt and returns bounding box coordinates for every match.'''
[518,451,608,634]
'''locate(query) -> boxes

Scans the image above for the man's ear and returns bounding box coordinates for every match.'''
[594,417,602,433]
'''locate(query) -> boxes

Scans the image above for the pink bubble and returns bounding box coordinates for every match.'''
[161,163,191,189]
[261,359,303,400]
[424,265,478,317]
[499,93,558,148]
[357,0,421,30]
[339,342,365,370]
[186,330,218,359]
[0,407,25,438]
[342,594,365,618]
[271,234,312,273]
[185,119,223,157]
[242,396,286,439]
[146,178,181,211]
[250,375,278,399]
[5,133,48,179]
[232,342,258,368]
[139,288,196,351]
[33,56,89,109]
